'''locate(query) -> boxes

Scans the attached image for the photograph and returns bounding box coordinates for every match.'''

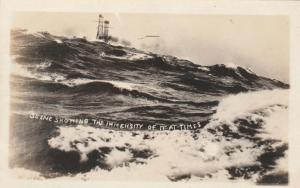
[8,11,290,184]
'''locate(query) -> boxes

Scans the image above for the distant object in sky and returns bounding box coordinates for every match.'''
[138,35,160,40]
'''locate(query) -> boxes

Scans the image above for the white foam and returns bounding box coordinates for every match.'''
[128,53,153,61]
[47,125,266,181]
[245,67,256,74]
[223,63,255,75]
[62,78,161,94]
[16,89,288,181]
[11,62,159,98]
[105,149,133,168]
[197,66,210,71]
[207,89,289,143]
[61,78,92,87]
[54,39,63,44]
[210,89,288,124]
[258,105,288,142]
[62,78,137,91]
[108,80,135,91]
[11,62,139,92]
[11,62,65,82]
[36,60,52,69]
[32,32,46,38]
[225,62,239,69]
[103,49,153,61]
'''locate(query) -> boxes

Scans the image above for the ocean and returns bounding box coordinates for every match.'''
[9,29,289,184]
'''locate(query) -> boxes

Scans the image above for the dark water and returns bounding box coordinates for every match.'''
[9,29,289,183]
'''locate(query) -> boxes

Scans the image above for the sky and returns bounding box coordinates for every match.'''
[12,12,289,82]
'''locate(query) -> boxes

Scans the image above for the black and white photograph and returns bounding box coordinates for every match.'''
[1,0,300,186]
[7,11,291,184]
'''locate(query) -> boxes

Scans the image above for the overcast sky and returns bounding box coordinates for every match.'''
[12,12,289,82]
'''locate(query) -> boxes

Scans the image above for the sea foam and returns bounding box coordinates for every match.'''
[15,89,289,182]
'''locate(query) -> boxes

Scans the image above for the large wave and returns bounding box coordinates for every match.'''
[27,89,287,182]
[9,30,289,184]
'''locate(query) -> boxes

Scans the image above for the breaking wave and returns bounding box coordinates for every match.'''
[39,89,288,182]
[10,30,289,184]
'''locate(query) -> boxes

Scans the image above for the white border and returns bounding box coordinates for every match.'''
[1,0,300,188]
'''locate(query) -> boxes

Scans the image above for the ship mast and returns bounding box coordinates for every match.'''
[103,20,110,43]
[96,14,104,40]
[96,14,110,43]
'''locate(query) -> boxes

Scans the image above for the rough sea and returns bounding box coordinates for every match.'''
[9,29,289,184]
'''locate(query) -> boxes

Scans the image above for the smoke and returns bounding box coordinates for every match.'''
[120,40,131,47]
[63,28,77,38]
[109,36,131,47]
[109,36,119,43]
[139,38,165,53]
